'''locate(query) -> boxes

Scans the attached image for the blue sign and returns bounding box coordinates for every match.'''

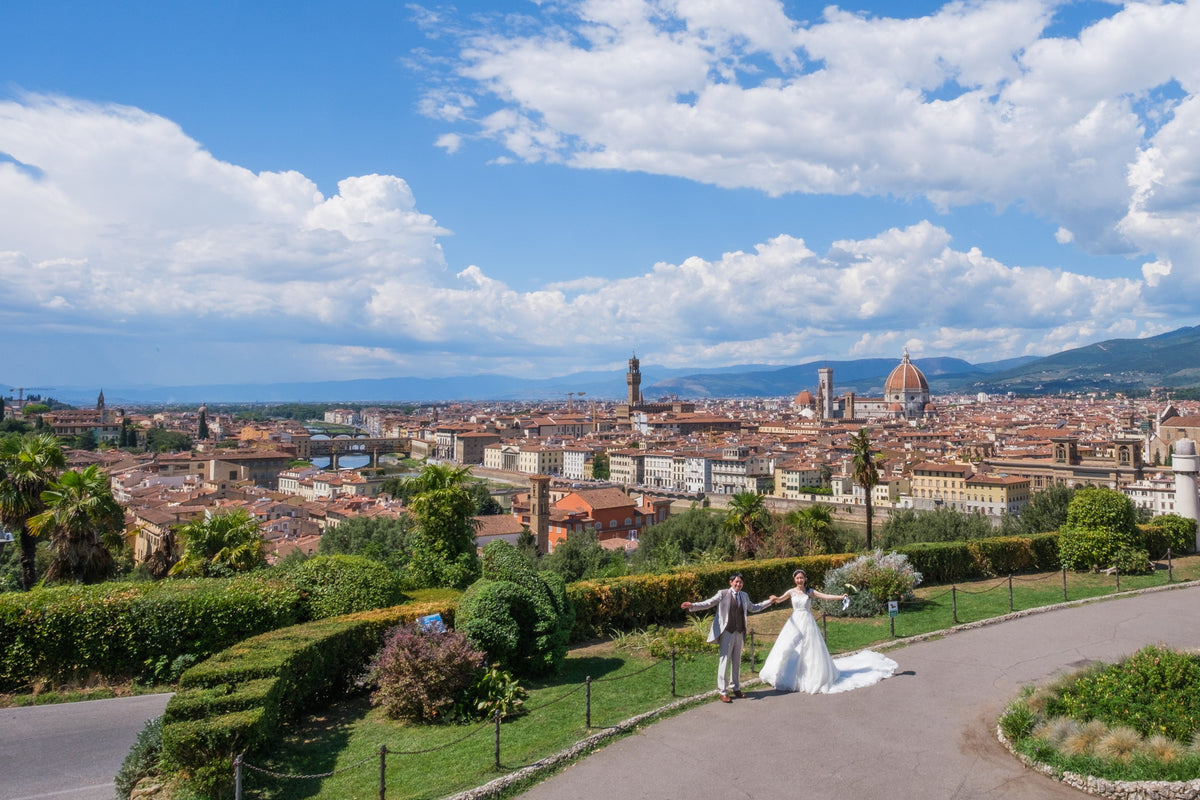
[418,613,446,633]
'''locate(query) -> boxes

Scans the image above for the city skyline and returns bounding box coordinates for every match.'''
[3,0,1199,389]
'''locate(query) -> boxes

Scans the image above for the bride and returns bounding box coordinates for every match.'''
[758,569,898,694]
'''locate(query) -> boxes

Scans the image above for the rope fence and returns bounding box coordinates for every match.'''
[232,550,1185,798]
[232,647,716,799]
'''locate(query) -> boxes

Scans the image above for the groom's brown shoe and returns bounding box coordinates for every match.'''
[719,693,732,703]
[732,690,745,698]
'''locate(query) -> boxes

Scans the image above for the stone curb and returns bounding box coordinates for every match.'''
[996,724,1200,800]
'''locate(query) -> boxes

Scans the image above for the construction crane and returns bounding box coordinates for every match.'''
[9,387,54,407]
[566,391,586,412]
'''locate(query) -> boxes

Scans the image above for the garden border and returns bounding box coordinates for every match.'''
[988,578,1200,800]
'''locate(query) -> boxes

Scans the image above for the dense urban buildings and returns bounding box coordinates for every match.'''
[5,350,1199,561]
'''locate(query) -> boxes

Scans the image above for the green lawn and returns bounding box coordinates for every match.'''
[243,557,1200,800]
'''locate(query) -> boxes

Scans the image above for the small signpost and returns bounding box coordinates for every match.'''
[888,600,898,636]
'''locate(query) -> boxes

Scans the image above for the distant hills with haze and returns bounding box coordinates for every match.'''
[8,325,1200,406]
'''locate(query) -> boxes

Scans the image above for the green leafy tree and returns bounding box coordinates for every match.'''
[456,540,573,677]
[540,529,626,582]
[469,482,504,515]
[591,452,610,480]
[850,428,881,550]
[21,403,51,418]
[725,491,770,558]
[169,509,266,577]
[880,506,995,547]
[0,432,66,590]
[30,465,124,584]
[145,428,191,453]
[630,507,732,572]
[1057,487,1141,571]
[403,464,481,588]
[0,418,32,435]
[1001,483,1076,536]
[319,515,414,572]
[69,429,98,451]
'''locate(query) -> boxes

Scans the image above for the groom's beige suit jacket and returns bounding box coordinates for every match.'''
[688,588,772,642]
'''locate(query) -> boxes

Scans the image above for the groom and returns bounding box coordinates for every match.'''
[681,573,772,703]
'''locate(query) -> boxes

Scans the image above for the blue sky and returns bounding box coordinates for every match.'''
[2,0,1198,391]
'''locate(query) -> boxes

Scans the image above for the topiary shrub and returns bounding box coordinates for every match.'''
[817,550,922,617]
[1057,487,1141,571]
[456,541,574,677]
[369,623,485,722]
[290,554,405,620]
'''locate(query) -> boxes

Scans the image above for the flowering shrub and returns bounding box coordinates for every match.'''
[817,550,922,617]
[370,624,485,722]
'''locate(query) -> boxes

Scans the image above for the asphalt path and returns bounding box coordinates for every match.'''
[517,583,1200,800]
[0,693,171,800]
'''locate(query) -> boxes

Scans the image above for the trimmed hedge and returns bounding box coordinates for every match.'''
[0,556,416,692]
[161,600,456,794]
[895,533,1061,583]
[567,555,854,640]
[0,576,304,692]
[289,554,406,619]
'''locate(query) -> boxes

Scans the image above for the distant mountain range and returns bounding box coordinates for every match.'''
[7,325,1199,406]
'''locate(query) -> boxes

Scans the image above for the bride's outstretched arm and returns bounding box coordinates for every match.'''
[810,589,849,601]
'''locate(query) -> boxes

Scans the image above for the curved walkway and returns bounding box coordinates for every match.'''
[0,693,171,800]
[517,583,1200,800]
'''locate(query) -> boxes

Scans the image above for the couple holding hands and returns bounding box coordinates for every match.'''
[681,570,897,702]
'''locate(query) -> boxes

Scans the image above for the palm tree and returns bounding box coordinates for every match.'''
[786,503,837,553]
[169,508,265,578]
[850,428,880,550]
[725,491,770,558]
[0,433,66,590]
[30,465,123,584]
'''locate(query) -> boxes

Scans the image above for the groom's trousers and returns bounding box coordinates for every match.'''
[717,631,745,694]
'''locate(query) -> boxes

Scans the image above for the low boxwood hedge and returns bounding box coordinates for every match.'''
[895,533,1060,583]
[567,554,854,639]
[161,600,457,795]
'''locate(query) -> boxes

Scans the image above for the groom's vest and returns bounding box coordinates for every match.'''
[726,591,746,634]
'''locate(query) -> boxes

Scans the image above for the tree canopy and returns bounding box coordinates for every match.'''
[30,465,124,584]
[169,509,266,577]
[402,463,481,589]
[0,432,67,589]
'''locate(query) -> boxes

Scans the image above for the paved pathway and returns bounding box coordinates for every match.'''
[517,583,1200,800]
[0,693,171,800]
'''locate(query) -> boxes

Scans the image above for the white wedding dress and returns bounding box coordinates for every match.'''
[758,590,898,694]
